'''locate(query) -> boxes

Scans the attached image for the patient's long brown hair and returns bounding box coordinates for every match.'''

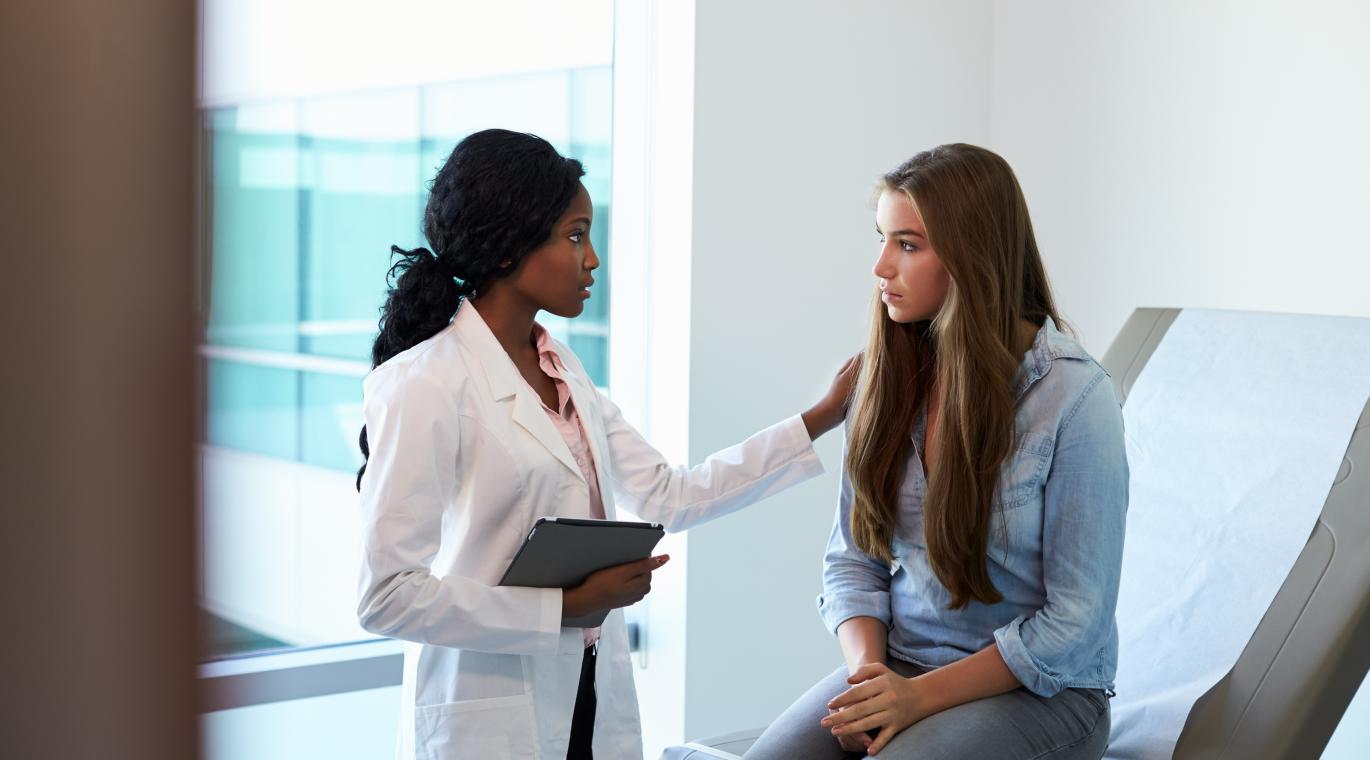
[845,144,1063,610]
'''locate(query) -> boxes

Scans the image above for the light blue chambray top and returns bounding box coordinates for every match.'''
[816,316,1129,697]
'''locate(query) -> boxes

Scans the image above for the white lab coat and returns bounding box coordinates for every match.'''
[357,303,824,760]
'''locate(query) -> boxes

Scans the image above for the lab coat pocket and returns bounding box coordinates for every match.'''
[414,693,536,760]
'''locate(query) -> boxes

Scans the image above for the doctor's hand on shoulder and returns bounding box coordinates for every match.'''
[562,554,671,622]
[802,353,862,440]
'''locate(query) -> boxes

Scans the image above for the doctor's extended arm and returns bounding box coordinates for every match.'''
[597,390,825,533]
[596,356,856,532]
[356,372,568,656]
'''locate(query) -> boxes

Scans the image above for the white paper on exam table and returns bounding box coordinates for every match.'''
[1105,309,1370,760]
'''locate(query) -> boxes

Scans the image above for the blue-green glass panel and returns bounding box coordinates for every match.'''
[576,204,611,329]
[206,359,299,460]
[421,71,573,155]
[567,334,608,388]
[569,66,613,203]
[566,67,612,389]
[297,136,418,362]
[300,372,365,472]
[206,106,302,353]
[419,137,453,200]
[299,91,423,363]
[203,67,614,464]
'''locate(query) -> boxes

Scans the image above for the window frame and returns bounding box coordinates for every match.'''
[198,639,402,712]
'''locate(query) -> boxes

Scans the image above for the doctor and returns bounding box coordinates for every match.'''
[355,129,854,760]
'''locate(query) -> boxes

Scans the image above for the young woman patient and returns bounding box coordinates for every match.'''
[745,144,1128,759]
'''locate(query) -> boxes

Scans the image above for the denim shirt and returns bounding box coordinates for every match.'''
[816,316,1129,698]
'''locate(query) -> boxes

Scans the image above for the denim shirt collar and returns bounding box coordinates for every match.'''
[1014,315,1090,400]
[913,316,1090,442]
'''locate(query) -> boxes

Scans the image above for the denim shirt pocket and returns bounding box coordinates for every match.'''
[889,537,909,575]
[997,431,1055,511]
[894,473,927,551]
[891,461,926,574]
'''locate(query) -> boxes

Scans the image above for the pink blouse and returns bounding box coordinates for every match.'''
[529,323,605,648]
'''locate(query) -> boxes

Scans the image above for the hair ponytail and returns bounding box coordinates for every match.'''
[371,245,465,368]
[355,245,463,490]
[354,129,586,491]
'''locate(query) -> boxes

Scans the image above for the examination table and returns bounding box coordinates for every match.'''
[663,308,1370,760]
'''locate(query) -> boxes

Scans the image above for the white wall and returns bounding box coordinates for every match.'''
[989,0,1370,356]
[677,0,993,743]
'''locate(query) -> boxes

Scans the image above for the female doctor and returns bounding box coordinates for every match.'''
[355,129,854,760]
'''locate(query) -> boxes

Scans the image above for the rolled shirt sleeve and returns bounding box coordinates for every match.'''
[994,370,1129,697]
[817,436,894,634]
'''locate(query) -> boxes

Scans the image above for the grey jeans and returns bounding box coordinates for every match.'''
[743,659,1110,760]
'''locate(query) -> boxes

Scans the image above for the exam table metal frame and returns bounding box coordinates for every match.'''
[666,307,1370,759]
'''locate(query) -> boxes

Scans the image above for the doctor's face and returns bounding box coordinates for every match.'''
[872,189,950,324]
[508,184,599,319]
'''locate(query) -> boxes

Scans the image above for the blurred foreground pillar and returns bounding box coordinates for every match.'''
[0,1,198,758]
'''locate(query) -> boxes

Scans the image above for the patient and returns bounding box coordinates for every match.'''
[745,144,1128,759]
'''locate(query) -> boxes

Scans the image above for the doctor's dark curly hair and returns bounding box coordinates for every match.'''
[356,129,585,490]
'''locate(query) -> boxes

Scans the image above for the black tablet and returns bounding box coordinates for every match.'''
[498,517,666,627]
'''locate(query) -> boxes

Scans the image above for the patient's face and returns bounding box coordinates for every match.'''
[873,190,950,324]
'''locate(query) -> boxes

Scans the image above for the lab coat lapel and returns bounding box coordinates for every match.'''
[511,386,585,482]
[452,304,584,482]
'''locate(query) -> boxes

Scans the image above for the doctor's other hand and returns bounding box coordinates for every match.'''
[562,554,670,622]
[802,353,862,440]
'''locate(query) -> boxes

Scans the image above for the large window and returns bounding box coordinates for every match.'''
[198,67,613,658]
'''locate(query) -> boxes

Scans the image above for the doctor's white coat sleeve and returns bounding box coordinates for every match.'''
[596,391,826,532]
[356,371,565,656]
